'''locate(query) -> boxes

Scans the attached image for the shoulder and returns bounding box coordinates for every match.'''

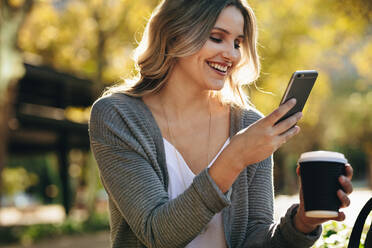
[90,93,149,125]
[91,93,141,116]
[89,93,155,142]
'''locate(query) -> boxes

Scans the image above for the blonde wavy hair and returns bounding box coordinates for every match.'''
[104,0,260,108]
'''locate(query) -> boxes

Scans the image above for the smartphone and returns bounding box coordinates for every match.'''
[276,70,318,124]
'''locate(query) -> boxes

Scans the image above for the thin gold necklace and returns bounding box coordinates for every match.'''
[160,98,212,189]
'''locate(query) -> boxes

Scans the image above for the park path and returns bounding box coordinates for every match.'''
[2,231,110,248]
[2,187,371,248]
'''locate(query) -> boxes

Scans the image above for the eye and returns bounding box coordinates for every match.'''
[209,36,222,43]
[234,40,241,49]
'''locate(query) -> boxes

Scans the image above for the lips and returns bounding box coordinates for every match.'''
[206,61,231,74]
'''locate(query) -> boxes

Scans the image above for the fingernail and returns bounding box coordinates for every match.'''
[340,176,345,183]
[291,99,297,104]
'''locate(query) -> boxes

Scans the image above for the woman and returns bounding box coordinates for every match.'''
[89,0,353,247]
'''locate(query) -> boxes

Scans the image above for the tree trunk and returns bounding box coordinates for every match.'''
[0,0,34,200]
[0,82,18,189]
[92,9,107,99]
[368,153,372,189]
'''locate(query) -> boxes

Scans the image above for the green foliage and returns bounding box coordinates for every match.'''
[1,167,38,196]
[12,0,372,198]
[0,212,109,245]
[314,221,352,248]
[312,219,371,248]
[18,0,159,83]
[245,0,372,193]
[18,0,371,141]
[0,0,33,93]
[4,154,63,204]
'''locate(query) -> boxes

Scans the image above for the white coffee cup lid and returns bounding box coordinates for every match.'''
[298,151,347,164]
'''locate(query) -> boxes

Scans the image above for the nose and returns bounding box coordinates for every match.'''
[221,43,240,63]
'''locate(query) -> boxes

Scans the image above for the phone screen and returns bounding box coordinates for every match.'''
[276,70,318,124]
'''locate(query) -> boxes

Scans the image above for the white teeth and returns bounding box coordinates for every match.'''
[208,62,229,73]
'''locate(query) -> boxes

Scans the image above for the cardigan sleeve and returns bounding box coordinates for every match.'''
[89,96,231,248]
[239,108,322,248]
[243,155,322,248]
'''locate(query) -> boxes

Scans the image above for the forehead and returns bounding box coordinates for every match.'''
[214,6,244,35]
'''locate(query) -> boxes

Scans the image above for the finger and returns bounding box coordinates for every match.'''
[274,112,302,134]
[345,164,353,180]
[305,212,347,224]
[337,189,351,208]
[278,125,301,145]
[266,99,297,125]
[332,212,346,222]
[339,175,353,194]
[320,212,346,222]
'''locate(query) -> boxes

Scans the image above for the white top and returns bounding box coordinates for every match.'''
[163,137,230,248]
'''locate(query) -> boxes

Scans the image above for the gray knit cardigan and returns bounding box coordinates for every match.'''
[89,93,322,248]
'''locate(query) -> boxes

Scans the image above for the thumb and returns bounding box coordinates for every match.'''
[296,165,305,207]
[296,164,300,176]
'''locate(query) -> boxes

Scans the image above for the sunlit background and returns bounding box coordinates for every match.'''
[1,0,371,247]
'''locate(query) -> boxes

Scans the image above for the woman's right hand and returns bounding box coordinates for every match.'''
[233,98,303,167]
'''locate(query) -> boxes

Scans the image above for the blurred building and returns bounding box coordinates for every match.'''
[7,63,97,213]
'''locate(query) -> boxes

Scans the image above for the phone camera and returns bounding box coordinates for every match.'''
[297,74,304,78]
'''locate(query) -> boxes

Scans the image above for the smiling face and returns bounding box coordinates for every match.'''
[172,5,245,91]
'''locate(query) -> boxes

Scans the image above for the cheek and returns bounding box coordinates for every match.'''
[236,50,242,62]
[231,51,242,70]
[199,40,221,57]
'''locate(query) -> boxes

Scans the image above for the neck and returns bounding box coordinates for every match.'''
[157,70,213,120]
[160,88,210,117]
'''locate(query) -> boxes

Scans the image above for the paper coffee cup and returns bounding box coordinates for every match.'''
[298,151,347,218]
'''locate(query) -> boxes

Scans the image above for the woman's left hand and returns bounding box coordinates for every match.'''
[293,163,354,233]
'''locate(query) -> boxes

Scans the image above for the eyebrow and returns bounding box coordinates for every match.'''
[212,27,245,39]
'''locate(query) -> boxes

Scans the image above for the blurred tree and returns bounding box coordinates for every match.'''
[330,0,372,21]
[13,0,159,212]
[1,167,38,200]
[5,154,63,205]
[248,0,372,192]
[18,0,159,88]
[11,0,372,196]
[0,0,34,195]
[325,93,372,185]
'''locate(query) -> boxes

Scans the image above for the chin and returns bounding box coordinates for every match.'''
[208,80,225,91]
